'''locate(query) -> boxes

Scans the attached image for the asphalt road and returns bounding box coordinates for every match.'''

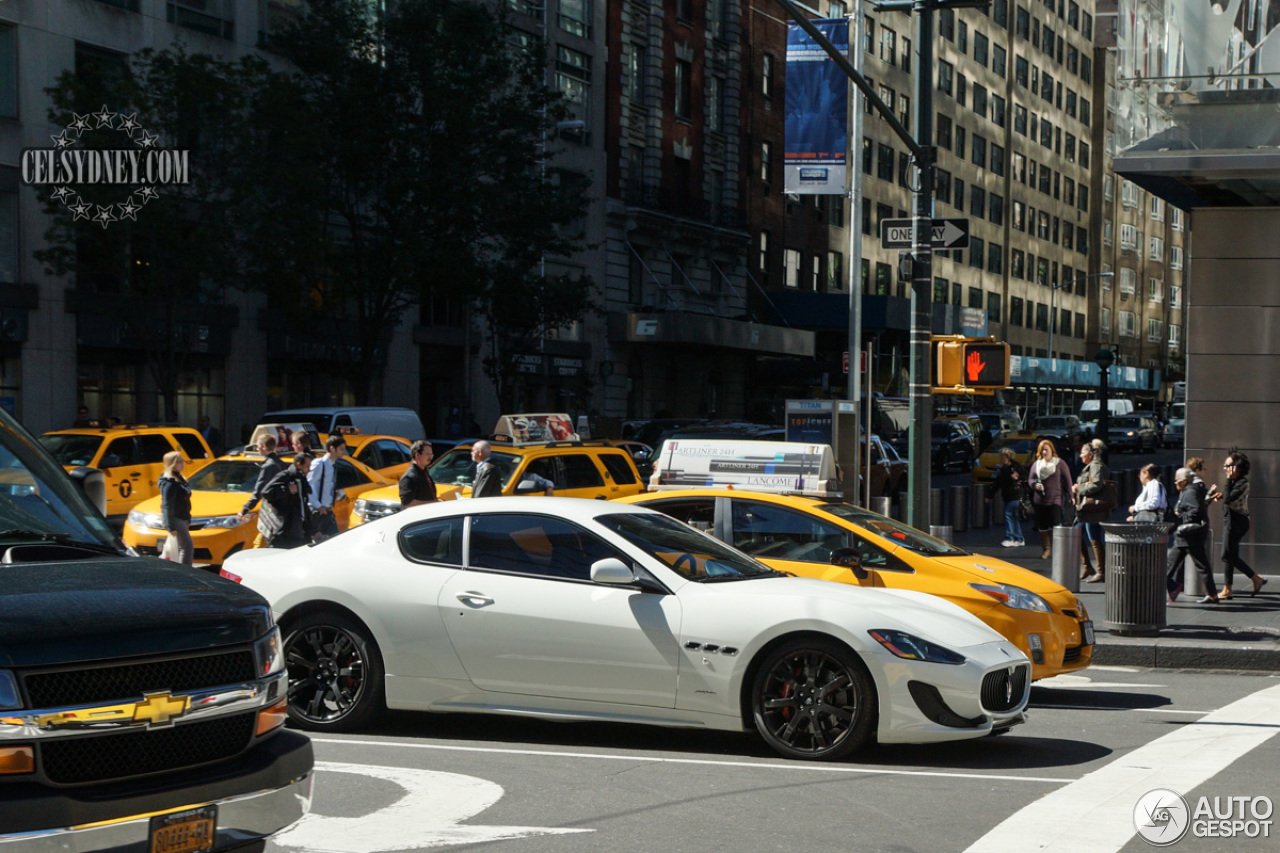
[267,666,1279,853]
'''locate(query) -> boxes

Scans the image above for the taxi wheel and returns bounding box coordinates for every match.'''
[751,637,876,761]
[283,610,385,732]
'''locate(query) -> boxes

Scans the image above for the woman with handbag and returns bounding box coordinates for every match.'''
[158,451,193,566]
[1072,439,1113,582]
[260,452,315,549]
[1030,439,1073,560]
[1167,466,1216,603]
[1127,463,1168,523]
[994,446,1027,548]
[1208,450,1266,599]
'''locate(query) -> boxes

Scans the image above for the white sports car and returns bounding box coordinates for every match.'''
[222,498,1030,761]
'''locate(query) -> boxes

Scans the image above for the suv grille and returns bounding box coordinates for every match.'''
[24,650,256,708]
[41,712,255,785]
[981,664,1029,713]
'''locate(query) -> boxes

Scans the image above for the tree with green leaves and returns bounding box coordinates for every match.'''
[238,0,595,408]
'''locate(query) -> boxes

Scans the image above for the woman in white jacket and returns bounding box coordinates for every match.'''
[1127,463,1167,523]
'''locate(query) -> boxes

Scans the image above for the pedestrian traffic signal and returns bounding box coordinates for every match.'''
[934,340,1010,390]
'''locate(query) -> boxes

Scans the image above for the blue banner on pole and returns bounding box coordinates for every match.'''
[784,19,849,195]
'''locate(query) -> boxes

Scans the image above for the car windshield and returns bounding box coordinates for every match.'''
[38,433,105,467]
[188,460,266,493]
[0,412,120,549]
[1034,417,1067,429]
[430,447,520,489]
[815,502,969,556]
[596,512,779,582]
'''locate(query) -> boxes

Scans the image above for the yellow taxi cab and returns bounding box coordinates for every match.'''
[339,432,414,479]
[351,413,646,525]
[619,439,1092,681]
[40,424,214,524]
[122,451,391,566]
[970,432,1041,484]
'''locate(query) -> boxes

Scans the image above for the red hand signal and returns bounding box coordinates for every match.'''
[966,350,986,383]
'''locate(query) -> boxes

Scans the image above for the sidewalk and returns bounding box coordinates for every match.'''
[948,517,1280,673]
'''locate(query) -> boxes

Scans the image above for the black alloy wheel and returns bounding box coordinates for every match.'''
[283,610,386,731]
[751,637,876,761]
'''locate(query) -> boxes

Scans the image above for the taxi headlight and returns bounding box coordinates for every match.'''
[199,514,251,529]
[128,510,165,531]
[353,499,368,516]
[971,582,1053,612]
[253,627,284,678]
[868,630,966,665]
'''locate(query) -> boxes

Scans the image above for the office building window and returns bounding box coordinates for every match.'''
[970,236,985,269]
[827,252,844,291]
[674,58,692,118]
[761,141,772,182]
[881,27,896,65]
[1010,296,1024,325]
[762,53,774,97]
[970,185,986,218]
[969,286,983,309]
[974,32,989,67]
[938,60,954,95]
[759,231,769,271]
[167,0,235,40]
[558,0,591,37]
[993,44,1007,78]
[987,291,1001,322]
[988,242,1003,274]
[877,143,894,181]
[971,134,986,167]
[785,249,801,288]
[934,277,949,303]
[989,193,1004,225]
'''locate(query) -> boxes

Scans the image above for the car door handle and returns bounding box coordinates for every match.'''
[455,591,494,608]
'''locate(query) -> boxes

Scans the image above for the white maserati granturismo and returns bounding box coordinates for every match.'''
[222,497,1030,761]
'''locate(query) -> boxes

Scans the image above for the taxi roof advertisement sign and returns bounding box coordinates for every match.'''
[650,439,839,496]
[492,413,578,445]
[784,19,849,195]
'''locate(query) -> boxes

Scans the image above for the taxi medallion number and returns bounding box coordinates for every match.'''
[150,805,216,853]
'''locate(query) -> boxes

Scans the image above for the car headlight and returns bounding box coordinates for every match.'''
[198,514,251,529]
[0,670,20,710]
[971,582,1053,612]
[354,498,368,516]
[868,629,966,665]
[253,627,284,678]
[1075,597,1089,620]
[128,510,165,531]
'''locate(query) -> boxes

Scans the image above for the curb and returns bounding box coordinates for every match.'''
[1092,639,1280,672]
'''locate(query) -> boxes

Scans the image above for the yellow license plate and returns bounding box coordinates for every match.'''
[149,805,216,853]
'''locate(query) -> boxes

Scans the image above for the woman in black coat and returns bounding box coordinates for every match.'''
[158,451,193,566]
[261,453,315,549]
[1209,450,1267,598]
[1167,466,1216,604]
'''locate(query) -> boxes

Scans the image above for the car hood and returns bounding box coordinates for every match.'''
[921,552,1069,596]
[132,491,253,518]
[0,558,271,667]
[718,576,1003,648]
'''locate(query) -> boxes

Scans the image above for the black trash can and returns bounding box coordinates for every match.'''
[1103,522,1173,637]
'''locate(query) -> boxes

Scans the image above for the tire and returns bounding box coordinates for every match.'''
[282,610,386,732]
[750,637,877,761]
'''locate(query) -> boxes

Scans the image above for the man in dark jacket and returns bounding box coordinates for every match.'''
[470,440,503,499]
[399,440,438,508]
[238,435,287,547]
[261,453,315,549]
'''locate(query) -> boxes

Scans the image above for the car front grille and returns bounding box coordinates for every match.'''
[40,712,256,785]
[981,664,1029,713]
[1062,645,1083,664]
[24,650,257,708]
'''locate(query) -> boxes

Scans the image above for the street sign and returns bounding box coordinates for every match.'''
[879,218,970,250]
[842,351,867,374]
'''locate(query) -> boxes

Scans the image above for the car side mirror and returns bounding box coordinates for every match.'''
[830,547,868,580]
[514,479,541,495]
[591,558,637,585]
[68,466,107,516]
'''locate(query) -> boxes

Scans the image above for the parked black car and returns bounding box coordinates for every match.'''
[0,407,313,851]
[1107,414,1161,452]
[931,419,976,473]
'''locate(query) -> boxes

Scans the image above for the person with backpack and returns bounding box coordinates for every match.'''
[260,452,315,549]
[1127,463,1168,523]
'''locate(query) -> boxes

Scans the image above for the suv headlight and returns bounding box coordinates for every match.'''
[868,629,966,665]
[0,670,20,710]
[253,627,284,678]
[128,510,165,531]
[971,582,1053,612]
[199,514,251,529]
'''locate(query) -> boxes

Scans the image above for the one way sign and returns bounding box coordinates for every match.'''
[879,218,970,250]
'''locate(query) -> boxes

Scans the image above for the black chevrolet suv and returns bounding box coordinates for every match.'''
[0,408,312,852]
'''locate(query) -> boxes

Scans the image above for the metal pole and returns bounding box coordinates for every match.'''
[906,1,935,531]
[848,5,865,506]
[864,340,874,507]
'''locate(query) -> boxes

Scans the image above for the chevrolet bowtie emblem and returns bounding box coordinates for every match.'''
[133,691,190,727]
[36,691,190,729]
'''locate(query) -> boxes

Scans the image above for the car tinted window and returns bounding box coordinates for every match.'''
[137,435,174,464]
[596,512,777,581]
[636,497,716,532]
[379,440,411,466]
[101,437,136,468]
[400,516,465,566]
[189,460,264,492]
[39,434,104,467]
[817,502,968,557]
[334,459,369,489]
[430,448,518,489]
[560,454,603,489]
[467,513,619,580]
[354,443,380,469]
[172,432,209,460]
[730,500,849,564]
[599,453,638,485]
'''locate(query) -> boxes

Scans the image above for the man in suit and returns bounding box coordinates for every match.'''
[471,440,503,498]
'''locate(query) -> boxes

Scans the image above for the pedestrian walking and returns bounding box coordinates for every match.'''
[237,435,287,548]
[158,451,193,566]
[1030,438,1073,560]
[994,446,1027,547]
[470,440,503,498]
[399,439,438,508]
[306,435,347,541]
[1208,450,1267,598]
[1167,466,1216,603]
[1127,463,1168,523]
[260,452,315,549]
[1072,439,1112,583]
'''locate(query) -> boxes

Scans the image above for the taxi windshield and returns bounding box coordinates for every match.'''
[188,460,265,493]
[0,412,120,549]
[430,447,520,489]
[597,512,779,582]
[816,502,969,557]
[38,433,105,467]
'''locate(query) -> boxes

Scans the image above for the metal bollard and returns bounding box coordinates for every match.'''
[870,496,891,517]
[931,488,945,526]
[970,484,990,529]
[950,486,969,533]
[1051,525,1080,593]
[930,524,953,544]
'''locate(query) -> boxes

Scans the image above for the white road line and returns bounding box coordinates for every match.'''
[310,736,1073,784]
[1030,705,1208,714]
[964,682,1280,853]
